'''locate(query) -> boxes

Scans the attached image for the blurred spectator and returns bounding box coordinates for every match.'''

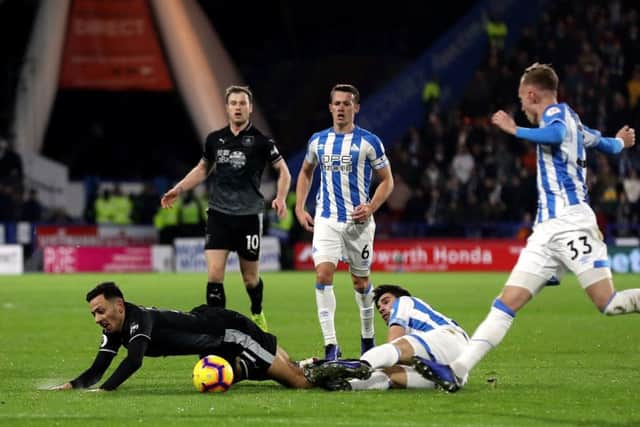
[405,188,427,222]
[425,188,446,225]
[516,26,537,57]
[627,65,640,109]
[267,192,296,269]
[615,190,634,237]
[178,189,205,237]
[385,173,411,221]
[623,168,640,205]
[46,207,73,224]
[422,75,440,114]
[0,136,23,188]
[0,183,15,221]
[451,142,475,185]
[421,161,443,191]
[20,189,43,222]
[111,185,132,225]
[485,10,508,53]
[133,182,160,225]
[519,144,537,176]
[154,198,179,245]
[402,127,425,186]
[461,70,491,118]
[515,212,533,242]
[606,92,632,135]
[592,155,619,220]
[94,189,113,224]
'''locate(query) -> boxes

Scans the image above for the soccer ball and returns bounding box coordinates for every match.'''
[192,355,234,393]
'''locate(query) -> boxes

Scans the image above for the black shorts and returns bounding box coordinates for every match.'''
[191,305,277,381]
[205,209,262,261]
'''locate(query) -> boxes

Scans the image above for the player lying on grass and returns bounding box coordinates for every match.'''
[49,282,316,391]
[306,284,469,390]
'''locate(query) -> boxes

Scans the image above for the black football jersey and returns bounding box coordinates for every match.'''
[74,304,277,389]
[203,123,282,215]
[100,303,226,357]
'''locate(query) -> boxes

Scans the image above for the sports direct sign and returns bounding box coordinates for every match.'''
[294,239,524,272]
[44,246,152,273]
[36,225,157,247]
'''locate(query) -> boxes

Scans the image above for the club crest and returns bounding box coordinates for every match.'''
[242,136,255,147]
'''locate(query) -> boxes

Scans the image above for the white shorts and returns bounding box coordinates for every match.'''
[398,326,469,364]
[312,216,375,277]
[507,204,612,295]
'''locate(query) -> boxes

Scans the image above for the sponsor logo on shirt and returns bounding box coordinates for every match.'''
[545,106,561,117]
[129,323,139,336]
[101,334,108,347]
[229,151,247,169]
[321,154,353,173]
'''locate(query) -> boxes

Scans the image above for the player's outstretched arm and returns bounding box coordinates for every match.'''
[99,338,149,391]
[271,158,291,219]
[294,160,316,232]
[491,110,517,135]
[49,382,73,390]
[161,159,209,208]
[586,124,634,154]
[49,351,116,390]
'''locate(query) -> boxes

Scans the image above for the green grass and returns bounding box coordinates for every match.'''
[0,272,638,426]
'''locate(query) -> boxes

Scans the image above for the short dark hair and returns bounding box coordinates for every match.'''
[86,282,124,302]
[521,62,558,92]
[225,85,253,104]
[373,284,411,306]
[330,84,360,104]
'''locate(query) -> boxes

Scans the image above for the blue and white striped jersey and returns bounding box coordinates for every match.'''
[305,126,389,223]
[534,103,603,223]
[388,296,460,334]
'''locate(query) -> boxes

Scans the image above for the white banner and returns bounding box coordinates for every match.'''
[0,245,23,274]
[174,236,280,272]
[152,245,174,272]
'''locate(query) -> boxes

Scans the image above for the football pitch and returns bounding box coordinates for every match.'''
[1,272,638,426]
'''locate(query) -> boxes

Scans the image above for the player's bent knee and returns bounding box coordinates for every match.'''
[579,268,612,290]
[505,271,546,297]
[389,337,415,362]
[349,268,371,279]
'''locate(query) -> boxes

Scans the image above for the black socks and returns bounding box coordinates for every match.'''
[206,282,226,307]
[246,278,264,314]
[207,279,263,313]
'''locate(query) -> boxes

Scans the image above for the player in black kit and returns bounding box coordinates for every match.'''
[161,85,291,332]
[49,282,314,391]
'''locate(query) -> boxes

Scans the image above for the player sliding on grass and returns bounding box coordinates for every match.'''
[49,282,318,391]
[306,284,469,390]
[414,63,640,393]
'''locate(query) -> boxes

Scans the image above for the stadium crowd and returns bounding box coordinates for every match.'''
[0,0,638,244]
[378,0,640,240]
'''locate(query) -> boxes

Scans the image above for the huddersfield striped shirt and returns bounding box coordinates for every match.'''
[388,296,461,334]
[305,126,389,223]
[515,103,623,224]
